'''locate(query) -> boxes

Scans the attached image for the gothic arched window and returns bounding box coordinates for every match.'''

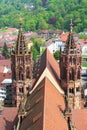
[19,67,24,80]
[69,88,74,94]
[26,67,30,79]
[70,57,75,64]
[77,67,80,79]
[70,57,72,63]
[69,68,74,80]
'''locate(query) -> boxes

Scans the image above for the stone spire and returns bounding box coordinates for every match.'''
[60,19,82,111]
[15,21,29,55]
[65,19,76,53]
[11,20,33,107]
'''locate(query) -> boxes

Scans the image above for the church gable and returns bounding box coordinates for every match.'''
[31,48,63,94]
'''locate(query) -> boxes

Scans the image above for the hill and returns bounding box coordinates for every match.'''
[0,0,87,32]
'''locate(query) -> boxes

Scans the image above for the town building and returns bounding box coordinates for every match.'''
[38,30,63,40]
[0,60,11,106]
[40,36,65,54]
[1,78,12,106]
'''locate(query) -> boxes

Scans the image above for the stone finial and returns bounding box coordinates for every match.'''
[70,19,73,33]
[19,17,23,31]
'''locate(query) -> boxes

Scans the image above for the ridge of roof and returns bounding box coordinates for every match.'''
[33,48,60,86]
[30,66,63,95]
[32,48,62,94]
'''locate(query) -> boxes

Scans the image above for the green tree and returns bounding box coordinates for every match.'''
[79,34,87,39]
[30,36,45,60]
[0,0,87,32]
[53,50,60,60]
[2,42,10,59]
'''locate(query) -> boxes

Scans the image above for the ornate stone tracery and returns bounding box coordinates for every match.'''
[11,23,33,107]
[60,20,82,111]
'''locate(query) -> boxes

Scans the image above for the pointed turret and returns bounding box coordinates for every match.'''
[60,20,82,111]
[15,22,30,55]
[64,19,76,54]
[11,21,33,107]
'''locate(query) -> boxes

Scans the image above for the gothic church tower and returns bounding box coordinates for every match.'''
[11,22,33,107]
[60,20,82,110]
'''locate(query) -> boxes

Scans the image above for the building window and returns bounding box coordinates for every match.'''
[62,67,66,80]
[69,88,74,94]
[69,68,74,80]
[70,57,75,64]
[76,87,80,92]
[26,67,30,79]
[19,87,24,93]
[19,67,24,80]
[77,68,80,79]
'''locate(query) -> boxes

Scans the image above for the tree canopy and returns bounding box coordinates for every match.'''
[2,42,10,59]
[53,50,60,61]
[0,0,87,32]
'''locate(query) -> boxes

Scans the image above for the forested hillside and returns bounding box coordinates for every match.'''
[0,0,87,32]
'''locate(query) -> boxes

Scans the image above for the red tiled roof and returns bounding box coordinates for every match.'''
[44,78,68,130]
[0,72,11,85]
[76,44,81,49]
[20,78,45,130]
[20,77,68,130]
[60,33,69,42]
[39,30,63,35]
[0,107,18,130]
[79,39,87,43]
[7,43,15,48]
[46,48,60,80]
[72,109,87,130]
[0,55,5,60]
[33,48,60,87]
[0,42,4,48]
[7,28,18,31]
[0,66,4,73]
[0,59,11,68]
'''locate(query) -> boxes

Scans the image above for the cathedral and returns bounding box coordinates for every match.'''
[11,20,86,130]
